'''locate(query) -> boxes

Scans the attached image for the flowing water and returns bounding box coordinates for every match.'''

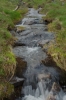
[13,8,66,100]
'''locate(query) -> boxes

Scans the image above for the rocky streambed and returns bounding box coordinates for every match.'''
[11,8,66,100]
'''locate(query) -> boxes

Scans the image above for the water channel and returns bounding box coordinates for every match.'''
[13,8,66,100]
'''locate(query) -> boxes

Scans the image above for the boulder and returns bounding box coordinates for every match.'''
[9,76,24,100]
[51,82,61,93]
[38,73,51,81]
[10,76,24,87]
[39,40,50,48]
[16,26,25,33]
[13,42,26,47]
[46,82,61,100]
[42,55,57,66]
[47,95,56,100]
[24,20,34,25]
[16,57,27,77]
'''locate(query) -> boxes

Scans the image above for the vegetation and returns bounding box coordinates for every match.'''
[42,0,66,71]
[0,0,66,99]
[23,0,66,71]
[0,0,27,99]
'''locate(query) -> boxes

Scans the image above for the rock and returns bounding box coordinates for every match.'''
[46,82,61,100]
[13,42,26,47]
[24,20,34,25]
[39,40,50,48]
[16,57,27,77]
[51,82,61,93]
[23,18,42,25]
[44,27,48,31]
[38,73,51,81]
[10,77,24,87]
[44,19,52,25]
[9,76,24,100]
[16,26,25,33]
[42,55,57,66]
[47,95,56,100]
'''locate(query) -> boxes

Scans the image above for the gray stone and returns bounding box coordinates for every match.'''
[39,40,50,47]
[51,82,61,93]
[10,77,24,87]
[38,73,51,81]
[47,95,56,100]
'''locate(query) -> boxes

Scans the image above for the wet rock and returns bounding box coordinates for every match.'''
[10,30,17,36]
[23,18,42,25]
[8,77,24,100]
[46,82,60,100]
[42,55,57,66]
[38,73,51,81]
[16,57,27,77]
[44,19,52,25]
[25,20,35,25]
[47,95,56,100]
[51,82,61,93]
[59,70,66,90]
[16,26,25,33]
[13,42,26,47]
[39,39,50,48]
[10,77,24,87]
[44,27,48,31]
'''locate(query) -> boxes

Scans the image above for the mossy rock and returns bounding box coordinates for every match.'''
[16,26,25,33]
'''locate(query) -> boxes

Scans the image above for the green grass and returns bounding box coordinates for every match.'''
[42,0,66,70]
[0,0,28,98]
[0,0,27,77]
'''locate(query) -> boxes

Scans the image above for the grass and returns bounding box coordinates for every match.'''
[42,0,66,70]
[0,0,28,99]
[0,0,27,77]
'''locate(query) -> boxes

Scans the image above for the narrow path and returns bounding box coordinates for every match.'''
[13,8,66,100]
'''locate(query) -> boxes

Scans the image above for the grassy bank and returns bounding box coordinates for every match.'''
[23,0,66,71]
[41,0,66,71]
[0,0,27,99]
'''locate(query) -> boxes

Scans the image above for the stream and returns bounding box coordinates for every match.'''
[13,8,66,100]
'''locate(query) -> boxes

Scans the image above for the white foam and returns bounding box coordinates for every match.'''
[63,95,66,100]
[26,47,39,54]
[22,95,45,100]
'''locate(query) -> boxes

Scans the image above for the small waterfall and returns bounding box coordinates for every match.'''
[22,80,66,100]
[22,80,49,100]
